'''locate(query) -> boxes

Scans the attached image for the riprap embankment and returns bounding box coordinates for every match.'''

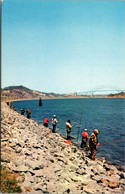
[1,102,125,193]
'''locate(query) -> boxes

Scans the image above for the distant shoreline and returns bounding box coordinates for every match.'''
[3,95,125,103]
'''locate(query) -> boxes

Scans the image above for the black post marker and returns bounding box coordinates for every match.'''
[39,97,42,106]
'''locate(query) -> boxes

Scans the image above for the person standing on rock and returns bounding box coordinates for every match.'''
[81,129,89,149]
[13,106,17,111]
[89,129,100,160]
[26,108,31,118]
[21,108,25,115]
[52,115,58,133]
[65,120,73,140]
[43,117,49,127]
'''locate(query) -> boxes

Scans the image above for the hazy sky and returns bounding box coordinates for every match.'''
[1,0,125,93]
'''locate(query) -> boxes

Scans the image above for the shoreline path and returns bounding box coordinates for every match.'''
[1,102,125,193]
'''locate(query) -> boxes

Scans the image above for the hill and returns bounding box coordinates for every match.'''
[108,92,125,98]
[1,85,63,100]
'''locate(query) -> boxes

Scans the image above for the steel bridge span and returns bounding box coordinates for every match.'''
[77,85,125,96]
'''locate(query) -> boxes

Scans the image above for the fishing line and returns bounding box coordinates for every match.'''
[76,109,84,143]
[99,138,125,146]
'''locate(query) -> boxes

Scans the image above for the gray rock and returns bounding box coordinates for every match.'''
[13,157,25,166]
[47,182,56,193]
[103,163,111,171]
[96,164,107,175]
[17,140,25,148]
[24,150,32,156]
[8,142,16,147]
[76,168,85,175]
[16,175,25,183]
[25,175,34,183]
[1,152,10,162]
[12,165,29,172]
[15,147,22,153]
[22,180,32,188]
[34,183,47,192]
[34,170,44,177]
[69,165,77,172]
[33,144,41,149]
[92,174,102,182]
[1,138,9,142]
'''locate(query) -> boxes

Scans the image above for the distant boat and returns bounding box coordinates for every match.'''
[39,98,42,106]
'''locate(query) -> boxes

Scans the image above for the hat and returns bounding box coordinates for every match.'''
[94,129,99,134]
[53,115,56,118]
[84,129,87,132]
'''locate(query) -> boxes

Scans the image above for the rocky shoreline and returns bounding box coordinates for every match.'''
[1,102,125,193]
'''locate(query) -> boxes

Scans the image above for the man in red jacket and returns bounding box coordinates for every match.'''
[81,129,89,149]
[43,117,49,127]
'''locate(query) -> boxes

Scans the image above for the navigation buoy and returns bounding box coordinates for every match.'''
[39,97,42,106]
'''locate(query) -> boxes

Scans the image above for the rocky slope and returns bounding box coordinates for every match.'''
[1,102,125,193]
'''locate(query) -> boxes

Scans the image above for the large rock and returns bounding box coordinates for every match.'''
[1,152,10,162]
[101,177,109,187]
[46,182,56,193]
[108,180,119,188]
[12,165,29,172]
[34,170,45,177]
[76,168,85,175]
[15,147,22,153]
[13,157,25,166]
[25,159,44,170]
[108,175,120,188]
[92,174,102,182]
[83,180,101,193]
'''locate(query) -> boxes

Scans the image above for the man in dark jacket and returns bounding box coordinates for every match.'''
[89,129,100,160]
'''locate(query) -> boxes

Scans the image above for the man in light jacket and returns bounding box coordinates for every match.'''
[65,120,73,140]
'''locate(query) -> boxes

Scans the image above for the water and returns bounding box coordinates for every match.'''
[12,98,125,166]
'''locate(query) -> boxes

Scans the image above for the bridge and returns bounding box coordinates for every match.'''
[77,85,125,96]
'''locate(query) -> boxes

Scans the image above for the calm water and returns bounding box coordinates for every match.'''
[12,98,125,166]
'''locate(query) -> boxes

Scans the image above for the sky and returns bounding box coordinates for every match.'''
[1,0,125,94]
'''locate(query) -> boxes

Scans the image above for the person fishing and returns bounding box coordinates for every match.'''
[52,115,58,133]
[26,108,31,118]
[43,117,49,127]
[13,106,17,111]
[65,120,73,140]
[21,108,25,115]
[81,129,89,149]
[89,129,100,160]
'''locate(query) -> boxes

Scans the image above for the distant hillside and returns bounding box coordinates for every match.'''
[1,85,63,100]
[108,92,125,98]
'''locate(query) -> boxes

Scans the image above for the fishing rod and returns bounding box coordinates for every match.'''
[76,109,84,143]
[99,138,125,146]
